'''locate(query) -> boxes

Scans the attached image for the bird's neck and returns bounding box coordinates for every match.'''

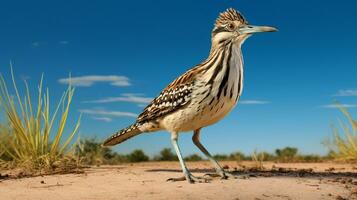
[204,42,244,76]
[197,41,244,101]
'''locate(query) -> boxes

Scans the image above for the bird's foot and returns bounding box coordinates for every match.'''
[204,171,250,180]
[167,174,211,184]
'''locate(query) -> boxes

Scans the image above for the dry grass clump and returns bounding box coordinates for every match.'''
[0,68,81,175]
[325,106,357,162]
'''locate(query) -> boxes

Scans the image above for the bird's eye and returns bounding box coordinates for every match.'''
[226,23,235,31]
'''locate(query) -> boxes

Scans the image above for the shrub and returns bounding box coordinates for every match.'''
[229,151,247,161]
[107,153,129,164]
[153,148,178,161]
[184,154,203,161]
[275,147,298,162]
[0,124,13,162]
[126,149,149,162]
[324,106,357,161]
[76,138,135,165]
[213,154,229,161]
[76,138,114,165]
[256,151,275,161]
[297,154,323,162]
[251,150,265,169]
[0,68,80,173]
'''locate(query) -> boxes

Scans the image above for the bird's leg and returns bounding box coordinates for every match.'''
[192,129,242,179]
[192,129,227,178]
[167,132,210,183]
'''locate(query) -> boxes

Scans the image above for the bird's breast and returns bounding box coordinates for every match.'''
[159,45,244,132]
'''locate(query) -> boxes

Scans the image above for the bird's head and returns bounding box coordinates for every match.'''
[212,8,277,47]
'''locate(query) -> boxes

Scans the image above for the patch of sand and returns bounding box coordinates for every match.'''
[0,161,356,200]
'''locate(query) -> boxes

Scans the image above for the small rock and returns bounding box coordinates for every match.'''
[335,195,347,200]
[0,173,9,179]
[326,167,335,172]
[278,167,286,172]
[332,178,340,182]
[40,180,45,184]
[351,188,357,196]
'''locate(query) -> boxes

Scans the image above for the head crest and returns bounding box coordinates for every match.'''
[215,8,247,27]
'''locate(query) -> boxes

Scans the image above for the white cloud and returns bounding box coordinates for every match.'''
[322,104,357,109]
[334,89,357,97]
[58,75,131,87]
[240,100,270,105]
[79,108,137,118]
[59,40,69,45]
[83,93,153,104]
[92,117,113,122]
[32,41,40,47]
[20,75,31,81]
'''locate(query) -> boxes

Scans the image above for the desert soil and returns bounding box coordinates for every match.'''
[0,161,356,200]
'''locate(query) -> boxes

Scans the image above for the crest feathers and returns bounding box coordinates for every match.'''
[215,8,247,27]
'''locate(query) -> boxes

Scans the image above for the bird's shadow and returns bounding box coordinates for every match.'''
[147,168,215,173]
[146,168,357,179]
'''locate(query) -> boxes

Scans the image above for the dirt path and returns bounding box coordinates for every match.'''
[1,161,356,200]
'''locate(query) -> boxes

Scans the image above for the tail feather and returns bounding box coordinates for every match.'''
[102,123,142,146]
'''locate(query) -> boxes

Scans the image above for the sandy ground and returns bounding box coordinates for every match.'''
[1,161,356,200]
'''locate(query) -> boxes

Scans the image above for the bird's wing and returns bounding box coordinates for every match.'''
[136,67,203,123]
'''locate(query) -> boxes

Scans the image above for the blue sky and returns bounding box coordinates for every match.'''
[0,0,356,156]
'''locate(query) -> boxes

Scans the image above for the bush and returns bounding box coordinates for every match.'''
[76,138,157,164]
[107,153,129,164]
[76,138,152,164]
[229,151,247,161]
[153,148,177,161]
[184,154,203,161]
[297,154,323,162]
[213,154,229,161]
[126,149,149,162]
[0,124,13,162]
[76,138,116,165]
[275,147,298,162]
[256,151,275,161]
[0,68,80,172]
[251,150,265,169]
[324,106,357,161]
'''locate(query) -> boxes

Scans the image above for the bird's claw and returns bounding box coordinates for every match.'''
[167,174,211,183]
[204,171,250,180]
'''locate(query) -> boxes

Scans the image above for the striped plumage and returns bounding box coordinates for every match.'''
[103,8,277,183]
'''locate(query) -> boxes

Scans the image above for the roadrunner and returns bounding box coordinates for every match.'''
[103,8,277,183]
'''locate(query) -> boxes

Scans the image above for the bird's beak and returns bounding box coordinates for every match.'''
[238,25,278,34]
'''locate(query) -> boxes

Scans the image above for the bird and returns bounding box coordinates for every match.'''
[103,8,277,183]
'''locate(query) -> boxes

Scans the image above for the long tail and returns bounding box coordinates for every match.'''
[102,122,142,146]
